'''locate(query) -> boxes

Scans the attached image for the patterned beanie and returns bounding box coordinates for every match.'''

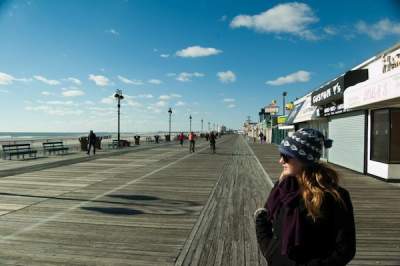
[279,128,333,164]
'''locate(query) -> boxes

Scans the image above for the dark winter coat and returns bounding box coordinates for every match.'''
[255,185,356,266]
[88,132,96,144]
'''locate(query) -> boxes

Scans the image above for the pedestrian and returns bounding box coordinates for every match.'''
[205,132,209,142]
[178,132,185,146]
[254,128,356,266]
[209,131,216,154]
[259,132,264,144]
[87,130,97,155]
[188,131,196,152]
[263,135,267,144]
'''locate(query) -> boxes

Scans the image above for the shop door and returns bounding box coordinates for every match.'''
[328,111,366,173]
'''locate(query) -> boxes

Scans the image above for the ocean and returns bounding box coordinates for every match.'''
[0,132,173,141]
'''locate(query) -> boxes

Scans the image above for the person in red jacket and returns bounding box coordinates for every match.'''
[178,132,185,146]
[254,128,356,266]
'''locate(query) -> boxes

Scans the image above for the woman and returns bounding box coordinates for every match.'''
[254,128,356,266]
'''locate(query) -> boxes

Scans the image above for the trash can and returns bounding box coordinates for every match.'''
[79,137,88,151]
[95,137,102,149]
[134,136,140,145]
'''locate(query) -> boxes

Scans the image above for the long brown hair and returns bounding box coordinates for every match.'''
[296,162,345,220]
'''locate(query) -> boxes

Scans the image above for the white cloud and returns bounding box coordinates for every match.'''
[160,54,170,58]
[118,75,143,85]
[101,96,115,105]
[323,26,337,35]
[89,74,110,86]
[159,94,181,100]
[84,100,95,105]
[126,100,142,107]
[230,2,319,40]
[66,77,82,85]
[25,105,83,116]
[148,79,162,85]
[0,72,15,85]
[175,101,186,106]
[159,95,171,100]
[155,100,166,107]
[266,70,311,86]
[176,72,204,82]
[227,104,236,108]
[223,98,235,103]
[356,19,400,40]
[34,75,60,85]
[136,94,153,99]
[176,46,222,58]
[105,28,119,35]
[217,71,236,83]
[0,89,9,93]
[43,100,76,106]
[166,73,176,77]
[41,91,52,96]
[62,90,85,97]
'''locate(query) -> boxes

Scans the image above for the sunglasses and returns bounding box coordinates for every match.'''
[280,153,293,163]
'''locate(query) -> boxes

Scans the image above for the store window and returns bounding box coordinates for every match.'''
[371,108,400,163]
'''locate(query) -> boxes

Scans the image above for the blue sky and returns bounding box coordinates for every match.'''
[1,0,400,132]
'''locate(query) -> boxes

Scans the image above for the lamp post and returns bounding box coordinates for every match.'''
[282,91,287,116]
[168,107,172,141]
[114,89,124,147]
[189,115,192,132]
[201,119,203,133]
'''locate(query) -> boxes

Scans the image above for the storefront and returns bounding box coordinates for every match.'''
[345,66,400,181]
[311,70,368,169]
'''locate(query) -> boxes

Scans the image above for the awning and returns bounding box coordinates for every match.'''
[311,69,368,106]
[285,101,304,124]
[293,95,318,123]
[344,67,400,109]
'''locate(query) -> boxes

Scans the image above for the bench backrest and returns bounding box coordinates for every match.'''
[2,144,32,152]
[43,141,64,147]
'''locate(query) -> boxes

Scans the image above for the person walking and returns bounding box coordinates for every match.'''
[188,132,196,153]
[87,130,97,155]
[259,132,264,144]
[209,131,216,154]
[254,128,356,266]
[178,132,185,146]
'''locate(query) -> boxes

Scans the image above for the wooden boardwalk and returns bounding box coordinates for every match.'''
[0,135,398,265]
[250,142,400,266]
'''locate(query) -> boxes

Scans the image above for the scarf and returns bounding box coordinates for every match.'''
[265,175,304,255]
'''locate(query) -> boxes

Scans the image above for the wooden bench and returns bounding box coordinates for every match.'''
[2,144,38,160]
[108,139,130,149]
[42,141,69,155]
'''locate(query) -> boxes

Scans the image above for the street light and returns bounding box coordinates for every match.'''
[282,91,287,116]
[201,119,204,133]
[114,89,124,147]
[189,115,192,132]
[168,107,172,141]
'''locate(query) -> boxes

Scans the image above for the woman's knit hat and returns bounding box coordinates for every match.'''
[279,128,333,164]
